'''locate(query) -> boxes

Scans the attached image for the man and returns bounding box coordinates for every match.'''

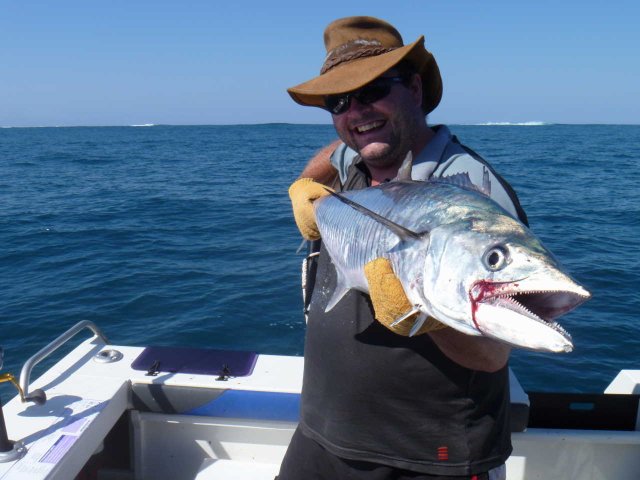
[280,16,528,479]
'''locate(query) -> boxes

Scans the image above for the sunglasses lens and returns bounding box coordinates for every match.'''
[323,77,404,115]
[355,83,391,105]
[324,95,350,115]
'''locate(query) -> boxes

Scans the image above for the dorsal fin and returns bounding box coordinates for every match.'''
[324,188,425,240]
[481,166,492,196]
[438,172,476,190]
[393,151,413,181]
[438,167,492,197]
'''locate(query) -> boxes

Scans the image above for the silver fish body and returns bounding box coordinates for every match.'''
[314,180,591,353]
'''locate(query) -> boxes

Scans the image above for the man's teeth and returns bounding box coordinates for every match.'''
[356,121,384,133]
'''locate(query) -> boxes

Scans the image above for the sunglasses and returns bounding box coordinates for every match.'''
[324,76,407,115]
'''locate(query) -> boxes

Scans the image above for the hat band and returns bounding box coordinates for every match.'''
[321,42,396,74]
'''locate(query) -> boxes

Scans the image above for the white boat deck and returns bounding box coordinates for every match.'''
[0,330,638,479]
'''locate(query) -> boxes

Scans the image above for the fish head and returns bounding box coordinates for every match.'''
[420,214,591,352]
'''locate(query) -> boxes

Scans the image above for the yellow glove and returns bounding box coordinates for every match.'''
[364,257,447,336]
[288,178,334,240]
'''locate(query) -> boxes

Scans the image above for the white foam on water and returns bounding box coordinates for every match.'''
[474,121,550,126]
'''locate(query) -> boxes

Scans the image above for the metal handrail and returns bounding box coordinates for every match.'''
[19,320,108,404]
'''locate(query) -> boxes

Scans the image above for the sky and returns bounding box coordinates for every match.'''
[1,0,638,127]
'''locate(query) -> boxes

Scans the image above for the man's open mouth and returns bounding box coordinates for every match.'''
[355,120,385,134]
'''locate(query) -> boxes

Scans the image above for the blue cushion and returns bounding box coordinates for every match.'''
[185,390,300,422]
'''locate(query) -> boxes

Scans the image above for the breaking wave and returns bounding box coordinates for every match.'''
[474,121,551,126]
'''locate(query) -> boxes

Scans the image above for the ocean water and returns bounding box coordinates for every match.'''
[1,124,639,395]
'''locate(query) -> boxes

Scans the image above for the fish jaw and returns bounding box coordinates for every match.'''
[469,276,591,352]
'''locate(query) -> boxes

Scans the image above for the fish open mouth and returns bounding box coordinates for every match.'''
[470,280,591,348]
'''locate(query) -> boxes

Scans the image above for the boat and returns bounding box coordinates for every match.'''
[0,320,638,479]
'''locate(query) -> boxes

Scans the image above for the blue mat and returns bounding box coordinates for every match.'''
[186,390,301,422]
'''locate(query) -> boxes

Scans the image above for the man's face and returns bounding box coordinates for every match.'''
[330,72,424,170]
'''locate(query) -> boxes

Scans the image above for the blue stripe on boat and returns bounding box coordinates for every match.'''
[185,390,301,422]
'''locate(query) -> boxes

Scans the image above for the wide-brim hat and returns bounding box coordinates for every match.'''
[288,16,442,114]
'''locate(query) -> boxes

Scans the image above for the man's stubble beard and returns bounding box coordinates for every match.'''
[356,113,423,172]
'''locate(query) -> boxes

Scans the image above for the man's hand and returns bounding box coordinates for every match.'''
[288,178,333,240]
[365,257,446,336]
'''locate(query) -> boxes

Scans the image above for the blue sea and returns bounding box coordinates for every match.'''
[1,124,639,395]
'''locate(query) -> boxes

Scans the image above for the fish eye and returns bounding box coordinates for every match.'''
[483,246,509,271]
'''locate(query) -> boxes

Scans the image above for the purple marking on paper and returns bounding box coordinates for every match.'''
[62,417,88,434]
[40,435,77,464]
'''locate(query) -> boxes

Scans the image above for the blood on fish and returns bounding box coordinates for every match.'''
[469,280,505,332]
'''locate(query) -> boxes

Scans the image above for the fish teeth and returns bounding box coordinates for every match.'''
[500,293,571,338]
[550,321,571,338]
[501,294,542,321]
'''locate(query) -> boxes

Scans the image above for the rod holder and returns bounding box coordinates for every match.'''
[0,395,25,462]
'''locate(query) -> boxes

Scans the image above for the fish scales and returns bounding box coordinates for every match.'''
[312,179,591,352]
[316,181,508,283]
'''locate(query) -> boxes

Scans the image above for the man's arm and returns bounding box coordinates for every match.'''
[428,328,511,373]
[299,139,342,185]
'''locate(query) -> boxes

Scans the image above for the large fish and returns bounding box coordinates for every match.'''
[313,166,591,353]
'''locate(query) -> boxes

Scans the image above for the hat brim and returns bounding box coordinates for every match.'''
[287,35,441,113]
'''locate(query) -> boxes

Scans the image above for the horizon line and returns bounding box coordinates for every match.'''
[3,121,639,129]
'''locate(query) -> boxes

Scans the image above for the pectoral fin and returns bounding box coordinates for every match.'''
[409,313,429,337]
[390,307,421,327]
